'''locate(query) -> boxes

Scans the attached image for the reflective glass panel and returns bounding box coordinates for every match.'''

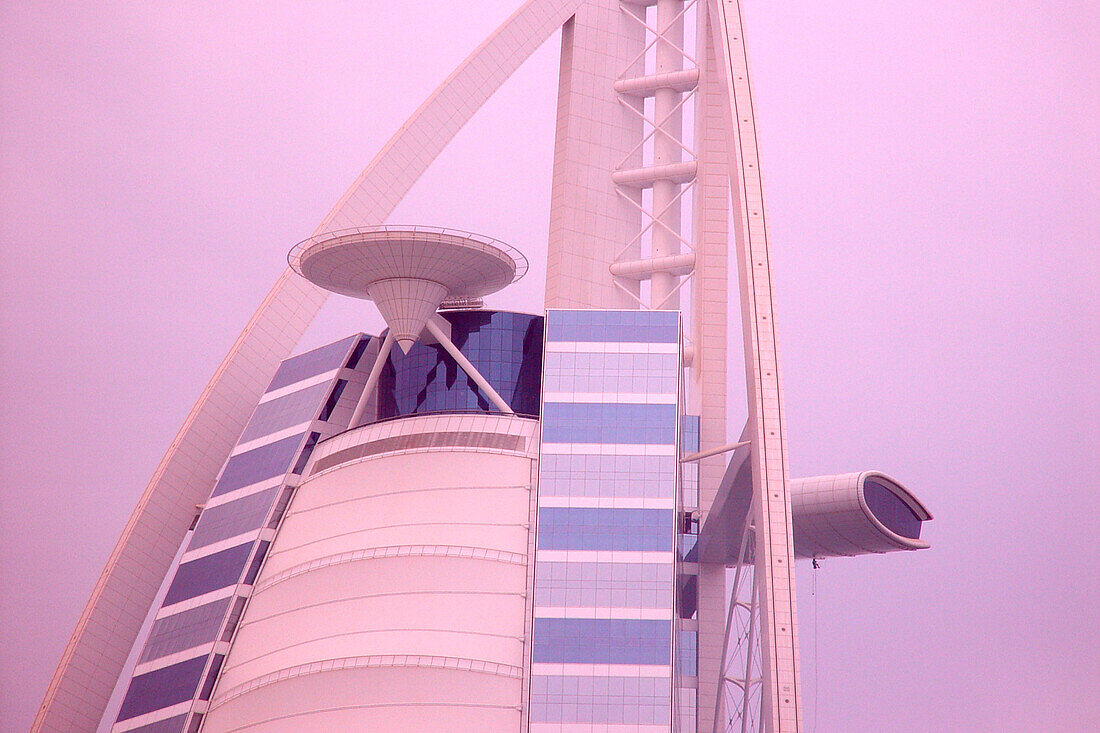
[189,488,278,550]
[378,310,543,419]
[139,597,231,664]
[238,382,329,443]
[864,479,923,539]
[546,309,679,343]
[210,434,303,497]
[541,402,676,445]
[266,335,358,392]
[116,655,207,721]
[537,508,674,552]
[163,542,252,606]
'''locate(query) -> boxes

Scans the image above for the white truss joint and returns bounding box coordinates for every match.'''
[610,252,696,280]
[611,160,697,187]
[613,68,700,96]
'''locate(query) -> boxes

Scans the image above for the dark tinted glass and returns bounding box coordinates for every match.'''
[864,480,923,539]
[198,654,225,701]
[532,618,671,664]
[318,379,348,421]
[243,541,270,585]
[211,434,303,497]
[377,311,543,419]
[537,507,674,551]
[266,335,358,392]
[345,336,371,370]
[116,655,207,721]
[163,542,253,606]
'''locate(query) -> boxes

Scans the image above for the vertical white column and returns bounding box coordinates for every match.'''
[707,0,804,730]
[650,0,687,309]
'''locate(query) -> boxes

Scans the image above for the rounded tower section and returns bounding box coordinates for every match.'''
[201,413,540,732]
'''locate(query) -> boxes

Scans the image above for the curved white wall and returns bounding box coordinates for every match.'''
[203,414,539,732]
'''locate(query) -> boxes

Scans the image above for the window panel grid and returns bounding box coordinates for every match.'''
[539,454,676,499]
[530,675,669,725]
[535,561,673,609]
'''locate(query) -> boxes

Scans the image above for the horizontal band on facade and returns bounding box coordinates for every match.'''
[537,496,676,509]
[530,663,671,678]
[209,654,524,711]
[545,341,679,354]
[539,443,677,456]
[534,607,673,620]
[255,544,528,594]
[542,391,677,404]
[310,430,529,475]
[534,550,675,564]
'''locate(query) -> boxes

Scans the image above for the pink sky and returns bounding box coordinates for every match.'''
[2,1,1098,730]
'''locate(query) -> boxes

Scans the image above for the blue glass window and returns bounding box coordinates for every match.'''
[116,655,207,721]
[532,618,671,664]
[238,382,330,443]
[318,379,348,421]
[537,508,673,552]
[681,414,700,453]
[211,434,303,497]
[542,403,676,445]
[679,629,698,677]
[139,597,231,664]
[546,309,678,343]
[163,542,253,606]
[345,336,371,370]
[377,310,543,419]
[189,488,278,550]
[266,335,358,392]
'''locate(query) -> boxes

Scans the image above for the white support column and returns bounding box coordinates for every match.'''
[424,320,515,415]
[650,0,687,308]
[349,330,396,428]
[707,0,803,730]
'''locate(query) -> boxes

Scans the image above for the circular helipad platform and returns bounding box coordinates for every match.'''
[289,225,528,352]
[288,225,527,302]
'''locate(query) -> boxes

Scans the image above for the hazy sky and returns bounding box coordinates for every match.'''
[2,1,1098,731]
